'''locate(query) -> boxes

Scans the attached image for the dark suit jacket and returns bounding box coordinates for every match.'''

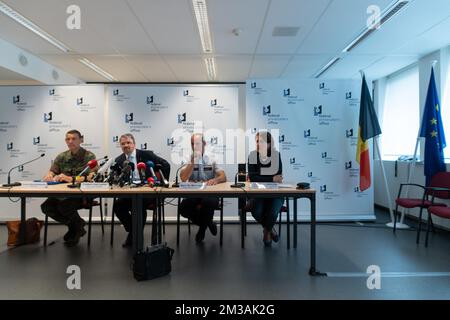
[114,149,171,181]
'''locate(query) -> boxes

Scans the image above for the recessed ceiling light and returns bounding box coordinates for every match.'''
[0,1,71,53]
[192,0,213,53]
[204,57,216,80]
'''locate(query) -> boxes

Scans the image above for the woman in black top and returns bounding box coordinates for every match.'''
[247,131,284,246]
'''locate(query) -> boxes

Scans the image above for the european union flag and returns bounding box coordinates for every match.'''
[419,68,447,186]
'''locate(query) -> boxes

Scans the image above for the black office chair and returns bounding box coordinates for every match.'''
[241,197,291,249]
[43,197,104,246]
[176,197,224,246]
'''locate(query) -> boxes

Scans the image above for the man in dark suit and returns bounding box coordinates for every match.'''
[113,133,170,247]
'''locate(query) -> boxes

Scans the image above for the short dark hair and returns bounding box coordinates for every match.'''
[66,129,83,139]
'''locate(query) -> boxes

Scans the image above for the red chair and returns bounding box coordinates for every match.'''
[394,172,450,244]
[425,186,450,247]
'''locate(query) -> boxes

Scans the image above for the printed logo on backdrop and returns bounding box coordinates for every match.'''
[49,88,64,101]
[313,105,340,126]
[124,113,150,133]
[289,157,305,171]
[6,142,25,158]
[346,128,358,146]
[262,105,288,125]
[182,89,199,103]
[278,134,299,151]
[303,129,325,146]
[210,98,230,114]
[43,111,68,132]
[12,94,35,111]
[32,136,55,154]
[210,136,218,145]
[177,113,196,130]
[147,95,168,112]
[111,89,130,102]
[319,184,340,200]
[75,97,95,112]
[345,160,359,178]
[249,81,267,95]
[307,171,321,183]
[321,151,338,164]
[345,90,359,107]
[251,128,257,134]
[140,143,147,150]
[354,185,369,198]
[281,88,303,104]
[112,136,119,143]
[0,121,18,133]
[318,82,335,95]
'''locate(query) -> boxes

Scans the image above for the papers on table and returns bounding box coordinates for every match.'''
[179,182,206,190]
[249,182,279,189]
[80,182,110,190]
[18,181,48,189]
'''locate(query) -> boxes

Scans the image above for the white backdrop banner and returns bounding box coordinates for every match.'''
[108,84,240,217]
[246,79,375,221]
[0,85,106,220]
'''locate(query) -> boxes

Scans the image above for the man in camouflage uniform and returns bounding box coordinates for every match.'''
[41,130,97,247]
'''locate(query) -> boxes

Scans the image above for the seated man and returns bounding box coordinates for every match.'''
[112,133,170,247]
[41,129,97,247]
[179,133,227,243]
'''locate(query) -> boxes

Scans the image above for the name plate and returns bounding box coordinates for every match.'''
[179,182,206,190]
[19,181,48,189]
[80,182,110,191]
[250,182,279,190]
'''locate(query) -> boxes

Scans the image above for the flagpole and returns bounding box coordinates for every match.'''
[359,70,396,225]
[374,136,396,223]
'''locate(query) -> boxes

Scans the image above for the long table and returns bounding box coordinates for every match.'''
[0,183,324,276]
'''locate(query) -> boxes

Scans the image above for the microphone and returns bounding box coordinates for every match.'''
[117,160,132,187]
[230,172,245,188]
[146,161,159,184]
[137,162,146,184]
[147,177,155,187]
[3,153,45,187]
[171,161,185,188]
[156,163,169,188]
[106,162,121,185]
[77,159,98,178]
[94,158,114,181]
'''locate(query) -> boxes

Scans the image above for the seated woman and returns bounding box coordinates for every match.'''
[247,131,284,246]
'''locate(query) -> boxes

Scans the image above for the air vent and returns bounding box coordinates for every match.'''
[272,26,300,37]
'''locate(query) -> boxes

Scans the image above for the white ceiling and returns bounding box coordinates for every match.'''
[0,0,449,83]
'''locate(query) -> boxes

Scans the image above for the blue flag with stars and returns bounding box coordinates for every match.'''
[419,68,447,186]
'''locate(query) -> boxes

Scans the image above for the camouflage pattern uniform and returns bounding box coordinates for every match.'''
[41,147,96,227]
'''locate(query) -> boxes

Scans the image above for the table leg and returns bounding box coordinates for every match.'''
[19,197,26,245]
[309,193,326,276]
[294,197,298,249]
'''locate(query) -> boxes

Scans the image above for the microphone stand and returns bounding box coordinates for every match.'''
[171,163,185,188]
[3,154,45,187]
[230,172,245,188]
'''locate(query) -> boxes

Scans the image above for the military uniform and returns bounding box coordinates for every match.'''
[41,147,96,245]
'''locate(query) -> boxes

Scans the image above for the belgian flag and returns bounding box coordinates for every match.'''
[356,75,381,191]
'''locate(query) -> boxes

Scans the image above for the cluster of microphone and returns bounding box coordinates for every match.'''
[100,159,169,188]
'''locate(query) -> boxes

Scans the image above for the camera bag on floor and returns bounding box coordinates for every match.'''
[133,242,175,281]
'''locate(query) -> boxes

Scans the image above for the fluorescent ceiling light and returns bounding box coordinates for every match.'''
[314,57,340,78]
[342,0,410,53]
[204,57,216,80]
[79,58,117,82]
[0,1,71,53]
[192,0,213,53]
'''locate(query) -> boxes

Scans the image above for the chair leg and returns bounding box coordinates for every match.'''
[177,198,181,246]
[110,198,115,246]
[416,207,424,244]
[286,198,290,250]
[162,200,165,235]
[244,211,247,237]
[393,204,399,233]
[425,211,432,247]
[100,198,104,235]
[87,200,93,246]
[188,218,191,234]
[220,198,223,247]
[44,214,48,246]
[278,208,282,238]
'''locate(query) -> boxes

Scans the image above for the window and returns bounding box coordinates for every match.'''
[442,58,450,161]
[381,66,420,160]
